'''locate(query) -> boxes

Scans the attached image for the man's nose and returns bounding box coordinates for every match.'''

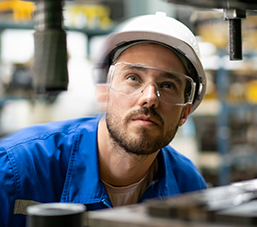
[138,84,160,108]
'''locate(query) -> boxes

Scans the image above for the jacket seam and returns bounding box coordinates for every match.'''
[3,127,77,152]
[3,148,21,199]
[61,126,81,202]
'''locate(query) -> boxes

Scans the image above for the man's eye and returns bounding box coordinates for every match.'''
[127,75,139,82]
[162,82,176,90]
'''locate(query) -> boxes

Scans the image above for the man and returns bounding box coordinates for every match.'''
[0,12,206,227]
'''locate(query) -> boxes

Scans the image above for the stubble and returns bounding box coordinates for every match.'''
[106,107,180,156]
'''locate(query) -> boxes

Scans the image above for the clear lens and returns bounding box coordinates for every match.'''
[107,62,196,106]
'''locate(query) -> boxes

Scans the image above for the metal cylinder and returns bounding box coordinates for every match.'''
[228,18,242,60]
[33,0,69,93]
[33,29,68,93]
[26,203,86,227]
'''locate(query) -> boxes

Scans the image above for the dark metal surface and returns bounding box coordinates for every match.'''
[88,179,257,227]
[33,0,69,93]
[27,203,86,227]
[166,0,257,10]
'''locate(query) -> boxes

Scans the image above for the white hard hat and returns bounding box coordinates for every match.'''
[95,12,206,113]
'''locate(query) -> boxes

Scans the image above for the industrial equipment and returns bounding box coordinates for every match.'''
[32,0,68,93]
[166,0,257,60]
[22,0,69,93]
[87,179,257,227]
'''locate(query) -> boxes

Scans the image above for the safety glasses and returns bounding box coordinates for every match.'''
[107,62,196,106]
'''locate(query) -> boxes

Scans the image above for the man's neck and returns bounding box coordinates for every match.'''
[97,117,158,187]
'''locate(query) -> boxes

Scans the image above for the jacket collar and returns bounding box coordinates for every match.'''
[60,116,110,205]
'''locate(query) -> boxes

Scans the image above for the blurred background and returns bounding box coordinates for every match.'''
[0,0,257,188]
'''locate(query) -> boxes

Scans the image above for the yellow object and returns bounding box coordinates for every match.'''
[246,81,257,104]
[0,0,35,22]
[65,4,113,29]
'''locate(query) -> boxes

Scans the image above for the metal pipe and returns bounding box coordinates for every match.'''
[33,0,68,93]
[228,18,242,60]
[224,8,246,61]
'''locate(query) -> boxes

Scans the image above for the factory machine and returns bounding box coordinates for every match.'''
[22,0,257,226]
[27,179,257,226]
[87,179,257,227]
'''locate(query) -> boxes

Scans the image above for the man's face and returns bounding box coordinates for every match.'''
[105,43,192,156]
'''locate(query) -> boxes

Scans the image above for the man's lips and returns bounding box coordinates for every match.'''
[132,115,160,125]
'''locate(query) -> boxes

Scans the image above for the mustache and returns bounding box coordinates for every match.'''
[124,107,164,126]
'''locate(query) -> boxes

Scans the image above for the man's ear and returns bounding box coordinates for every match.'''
[179,104,192,126]
[95,84,109,112]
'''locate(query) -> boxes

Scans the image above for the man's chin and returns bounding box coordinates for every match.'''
[129,126,161,140]
[123,134,164,155]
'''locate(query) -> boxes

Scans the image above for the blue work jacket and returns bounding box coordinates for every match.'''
[0,116,206,227]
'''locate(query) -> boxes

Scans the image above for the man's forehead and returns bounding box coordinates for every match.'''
[115,43,187,74]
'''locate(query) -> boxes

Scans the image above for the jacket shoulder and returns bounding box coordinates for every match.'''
[0,116,100,196]
[0,116,99,150]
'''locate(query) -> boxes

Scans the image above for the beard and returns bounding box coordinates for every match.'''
[106,106,180,156]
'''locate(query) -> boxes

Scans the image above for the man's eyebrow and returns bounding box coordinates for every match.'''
[160,72,184,86]
[123,64,148,72]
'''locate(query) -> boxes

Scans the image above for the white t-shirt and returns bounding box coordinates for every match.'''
[102,159,158,207]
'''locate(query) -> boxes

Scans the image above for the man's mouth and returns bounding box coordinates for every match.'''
[132,115,159,125]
